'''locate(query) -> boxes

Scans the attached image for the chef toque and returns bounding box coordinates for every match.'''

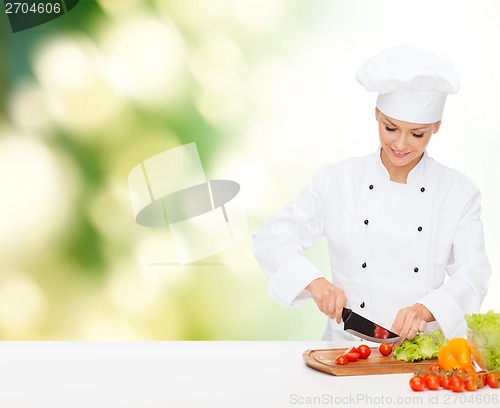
[356,46,460,124]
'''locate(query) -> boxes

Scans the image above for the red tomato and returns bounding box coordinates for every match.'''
[486,372,499,389]
[450,376,464,393]
[464,375,478,392]
[345,352,359,362]
[476,370,487,387]
[440,374,451,390]
[428,363,443,372]
[335,355,349,365]
[454,368,467,379]
[357,345,371,359]
[425,374,440,390]
[409,376,425,392]
[379,343,392,356]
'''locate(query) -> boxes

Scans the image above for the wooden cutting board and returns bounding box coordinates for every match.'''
[303,347,436,376]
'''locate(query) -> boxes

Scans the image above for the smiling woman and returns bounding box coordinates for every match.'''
[376,109,441,184]
[253,46,492,343]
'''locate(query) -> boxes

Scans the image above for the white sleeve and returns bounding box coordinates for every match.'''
[418,186,491,339]
[252,169,327,307]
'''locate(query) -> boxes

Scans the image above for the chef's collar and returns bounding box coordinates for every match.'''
[374,146,428,184]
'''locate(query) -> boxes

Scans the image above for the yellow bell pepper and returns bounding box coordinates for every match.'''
[438,338,473,371]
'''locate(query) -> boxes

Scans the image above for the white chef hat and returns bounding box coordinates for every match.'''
[356,46,460,124]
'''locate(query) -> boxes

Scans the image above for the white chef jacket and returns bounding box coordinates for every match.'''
[253,147,491,340]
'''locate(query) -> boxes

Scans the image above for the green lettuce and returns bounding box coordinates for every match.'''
[394,330,446,362]
[465,310,500,346]
[465,310,500,372]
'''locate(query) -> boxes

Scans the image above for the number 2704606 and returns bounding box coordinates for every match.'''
[5,2,62,14]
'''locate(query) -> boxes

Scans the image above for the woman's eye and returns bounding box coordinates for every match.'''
[385,126,396,132]
[412,133,424,138]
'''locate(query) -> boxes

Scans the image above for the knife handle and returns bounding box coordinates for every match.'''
[342,307,351,322]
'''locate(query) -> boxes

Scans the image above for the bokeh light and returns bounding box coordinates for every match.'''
[0,130,75,261]
[1,0,499,340]
[33,34,125,134]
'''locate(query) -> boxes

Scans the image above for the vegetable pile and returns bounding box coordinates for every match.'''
[409,334,499,393]
[409,364,499,392]
[394,330,447,362]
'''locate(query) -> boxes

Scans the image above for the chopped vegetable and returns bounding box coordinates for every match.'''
[394,330,447,362]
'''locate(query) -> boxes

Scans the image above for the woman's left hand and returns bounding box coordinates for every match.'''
[391,303,435,345]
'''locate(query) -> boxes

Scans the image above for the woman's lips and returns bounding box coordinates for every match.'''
[391,148,411,158]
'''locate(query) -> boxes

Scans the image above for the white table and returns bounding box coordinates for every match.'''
[0,342,497,408]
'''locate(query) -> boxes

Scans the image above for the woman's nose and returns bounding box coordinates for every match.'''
[394,134,407,151]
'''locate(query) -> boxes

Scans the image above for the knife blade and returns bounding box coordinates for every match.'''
[342,307,401,344]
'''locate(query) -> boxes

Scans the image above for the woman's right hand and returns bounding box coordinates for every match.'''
[305,277,347,324]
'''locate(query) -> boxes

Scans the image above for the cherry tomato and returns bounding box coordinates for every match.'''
[357,345,371,359]
[476,370,487,387]
[348,346,359,354]
[464,375,478,392]
[454,368,467,379]
[486,372,499,389]
[345,352,359,362]
[335,355,349,365]
[409,375,425,392]
[440,374,451,390]
[379,343,392,356]
[425,374,440,390]
[450,376,464,393]
[428,363,443,372]
[374,325,390,339]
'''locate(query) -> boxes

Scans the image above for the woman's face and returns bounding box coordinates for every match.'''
[376,108,441,169]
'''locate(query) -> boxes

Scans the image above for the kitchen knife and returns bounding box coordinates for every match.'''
[342,307,401,343]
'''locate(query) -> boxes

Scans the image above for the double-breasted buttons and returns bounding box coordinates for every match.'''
[369,184,374,190]
[360,302,365,308]
[362,262,367,268]
[364,219,369,225]
[412,187,426,273]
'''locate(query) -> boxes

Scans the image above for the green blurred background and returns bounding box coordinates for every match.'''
[1,0,499,340]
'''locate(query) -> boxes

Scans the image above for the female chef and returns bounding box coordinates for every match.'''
[252,46,491,342]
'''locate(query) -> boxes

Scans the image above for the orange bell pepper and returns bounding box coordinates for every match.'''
[438,338,473,371]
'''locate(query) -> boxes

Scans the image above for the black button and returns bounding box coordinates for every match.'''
[420,187,425,192]
[369,184,374,190]
[364,219,369,225]
[360,302,365,308]
[414,267,419,273]
[362,262,367,268]
[418,226,422,232]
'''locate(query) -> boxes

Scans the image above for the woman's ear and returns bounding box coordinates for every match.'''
[375,107,380,122]
[433,121,442,134]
